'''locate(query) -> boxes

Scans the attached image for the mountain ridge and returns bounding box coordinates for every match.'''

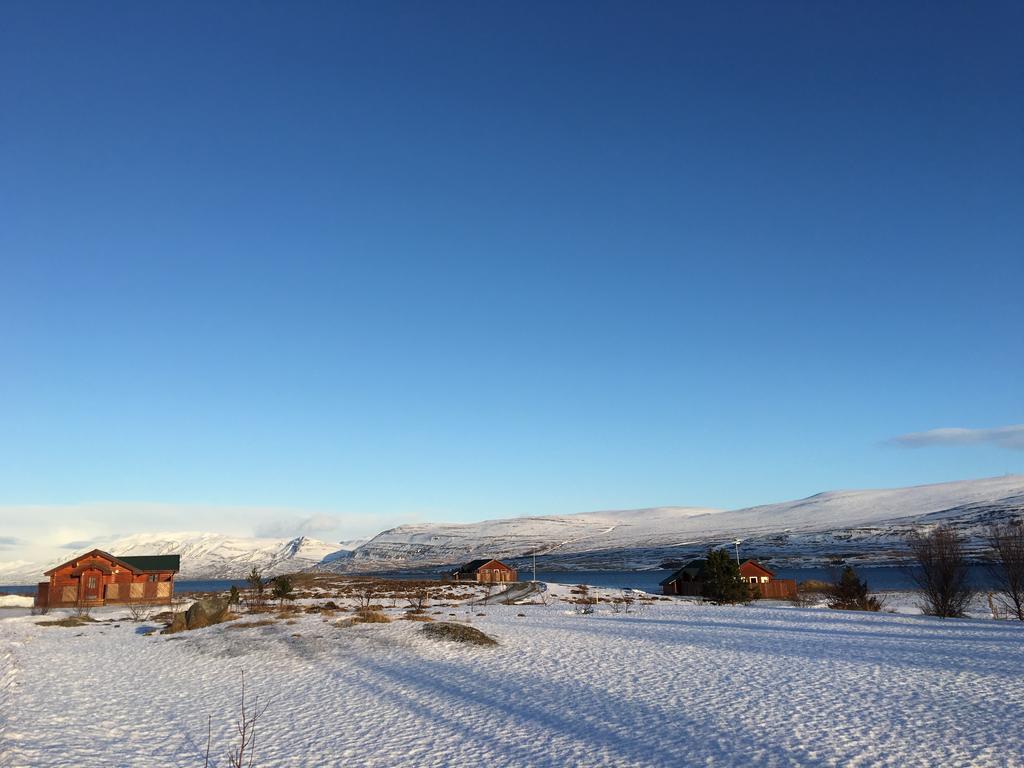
[3,475,1023,583]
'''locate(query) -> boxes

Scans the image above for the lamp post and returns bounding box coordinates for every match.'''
[733,539,742,565]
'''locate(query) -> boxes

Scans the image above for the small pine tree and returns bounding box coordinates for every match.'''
[701,548,750,604]
[826,566,883,611]
[271,576,293,608]
[246,567,266,612]
[228,585,241,606]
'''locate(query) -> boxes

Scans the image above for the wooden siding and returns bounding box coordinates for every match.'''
[38,552,176,607]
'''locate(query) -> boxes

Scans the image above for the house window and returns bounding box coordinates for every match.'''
[88,577,97,588]
[148,574,159,583]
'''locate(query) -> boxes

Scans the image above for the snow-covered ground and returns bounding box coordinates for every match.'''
[2,584,1023,767]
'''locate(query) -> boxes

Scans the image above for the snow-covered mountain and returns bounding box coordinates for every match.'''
[342,506,721,569]
[331,475,1024,572]
[0,533,340,584]
[3,476,1023,583]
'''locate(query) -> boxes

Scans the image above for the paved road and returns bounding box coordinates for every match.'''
[473,581,546,605]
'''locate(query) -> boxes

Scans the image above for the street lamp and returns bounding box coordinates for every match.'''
[733,539,742,565]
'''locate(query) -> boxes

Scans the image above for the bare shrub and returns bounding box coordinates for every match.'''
[405,588,430,613]
[73,593,92,619]
[608,589,638,614]
[987,522,1024,621]
[127,597,155,622]
[354,583,378,610]
[572,585,596,615]
[907,525,973,618]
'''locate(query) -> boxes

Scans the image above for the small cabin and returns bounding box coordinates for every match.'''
[739,560,797,599]
[36,549,181,608]
[446,559,517,584]
[660,558,709,596]
[660,557,797,599]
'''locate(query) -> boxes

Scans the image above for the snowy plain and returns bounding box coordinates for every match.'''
[2,585,1024,768]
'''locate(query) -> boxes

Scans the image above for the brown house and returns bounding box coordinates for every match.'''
[661,558,797,599]
[36,549,180,608]
[446,558,517,584]
[739,560,797,599]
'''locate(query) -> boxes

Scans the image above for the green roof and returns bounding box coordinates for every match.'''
[117,555,181,573]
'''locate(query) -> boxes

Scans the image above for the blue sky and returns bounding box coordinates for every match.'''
[1,2,1022,557]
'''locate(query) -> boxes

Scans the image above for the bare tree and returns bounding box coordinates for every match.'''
[74,589,92,619]
[907,526,973,618]
[355,583,378,610]
[227,670,270,768]
[987,522,1024,621]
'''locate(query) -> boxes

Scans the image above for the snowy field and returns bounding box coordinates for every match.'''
[2,587,1024,767]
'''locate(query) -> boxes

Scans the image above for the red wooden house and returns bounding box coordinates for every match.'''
[739,560,797,599]
[445,559,517,584]
[36,549,180,608]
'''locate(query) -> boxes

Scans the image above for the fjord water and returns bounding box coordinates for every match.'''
[1,565,999,597]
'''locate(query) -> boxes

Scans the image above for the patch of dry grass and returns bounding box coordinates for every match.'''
[36,617,96,628]
[225,619,277,630]
[352,610,391,624]
[421,622,497,646]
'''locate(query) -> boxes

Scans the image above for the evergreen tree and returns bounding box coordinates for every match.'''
[271,575,294,608]
[826,566,882,611]
[246,566,265,611]
[228,585,240,606]
[701,548,750,604]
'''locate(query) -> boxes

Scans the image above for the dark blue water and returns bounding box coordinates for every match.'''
[0,565,998,596]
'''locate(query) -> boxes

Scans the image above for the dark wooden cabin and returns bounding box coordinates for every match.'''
[660,558,709,596]
[36,549,180,608]
[445,558,517,584]
[661,558,797,599]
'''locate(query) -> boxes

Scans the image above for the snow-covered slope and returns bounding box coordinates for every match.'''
[3,476,1023,582]
[345,506,721,568]
[0,533,340,584]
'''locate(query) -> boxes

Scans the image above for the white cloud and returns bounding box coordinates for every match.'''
[889,424,1024,450]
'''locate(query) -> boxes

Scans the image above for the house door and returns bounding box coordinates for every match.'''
[83,572,101,602]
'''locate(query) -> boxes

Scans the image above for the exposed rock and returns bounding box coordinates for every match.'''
[162,613,187,634]
[161,596,229,634]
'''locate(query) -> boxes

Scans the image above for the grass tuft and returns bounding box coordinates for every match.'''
[421,622,498,646]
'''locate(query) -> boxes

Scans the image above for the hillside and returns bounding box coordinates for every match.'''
[337,475,1024,572]
[3,475,1023,583]
[0,533,339,585]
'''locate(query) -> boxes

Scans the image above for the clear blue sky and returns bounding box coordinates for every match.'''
[1,2,1022,546]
